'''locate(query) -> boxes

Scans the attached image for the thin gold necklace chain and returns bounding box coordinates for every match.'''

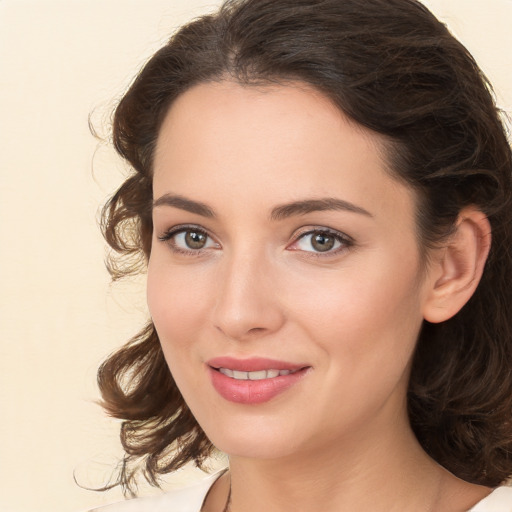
[222,478,232,512]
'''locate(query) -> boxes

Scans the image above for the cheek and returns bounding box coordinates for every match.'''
[289,254,424,371]
[146,257,213,354]
[288,265,424,432]
[146,258,215,404]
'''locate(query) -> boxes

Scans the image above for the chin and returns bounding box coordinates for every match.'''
[199,416,309,460]
[214,435,300,460]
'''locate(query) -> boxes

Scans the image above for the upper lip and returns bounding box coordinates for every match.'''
[207,356,308,372]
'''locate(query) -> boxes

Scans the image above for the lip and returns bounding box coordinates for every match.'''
[207,356,306,372]
[207,357,310,404]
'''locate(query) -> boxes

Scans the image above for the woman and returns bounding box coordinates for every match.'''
[91,0,512,510]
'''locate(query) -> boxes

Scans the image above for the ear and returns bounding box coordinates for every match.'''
[422,207,491,324]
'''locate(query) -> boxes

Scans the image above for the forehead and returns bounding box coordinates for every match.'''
[153,80,415,230]
[154,80,383,167]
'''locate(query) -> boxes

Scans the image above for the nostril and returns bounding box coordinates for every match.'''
[248,327,265,334]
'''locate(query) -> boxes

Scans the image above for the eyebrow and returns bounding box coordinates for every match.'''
[270,198,372,220]
[153,193,215,218]
[152,193,372,220]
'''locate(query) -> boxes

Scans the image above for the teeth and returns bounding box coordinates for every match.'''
[220,368,234,378]
[218,368,297,380]
[248,370,267,380]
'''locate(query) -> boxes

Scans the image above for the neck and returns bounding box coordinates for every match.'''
[221,410,488,512]
[228,423,424,511]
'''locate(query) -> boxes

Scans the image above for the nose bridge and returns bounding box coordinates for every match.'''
[212,243,285,340]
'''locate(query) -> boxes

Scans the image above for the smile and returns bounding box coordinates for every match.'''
[207,357,310,404]
[217,368,298,380]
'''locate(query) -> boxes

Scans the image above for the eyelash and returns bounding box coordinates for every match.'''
[157,225,354,258]
[157,225,217,256]
[288,227,354,258]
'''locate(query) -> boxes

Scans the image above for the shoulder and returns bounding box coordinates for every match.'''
[469,485,512,512]
[86,471,225,512]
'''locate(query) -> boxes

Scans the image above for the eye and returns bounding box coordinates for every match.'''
[157,226,219,254]
[288,228,353,255]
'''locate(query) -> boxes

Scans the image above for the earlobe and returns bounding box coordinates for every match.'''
[422,207,491,324]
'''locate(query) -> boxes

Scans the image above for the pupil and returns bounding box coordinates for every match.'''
[185,231,207,249]
[311,233,334,252]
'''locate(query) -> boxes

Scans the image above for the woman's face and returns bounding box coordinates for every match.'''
[148,81,434,459]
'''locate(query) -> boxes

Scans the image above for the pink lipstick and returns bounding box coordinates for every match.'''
[207,357,310,404]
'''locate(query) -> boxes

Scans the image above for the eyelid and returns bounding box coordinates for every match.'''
[287,226,354,256]
[156,223,353,258]
[157,224,220,254]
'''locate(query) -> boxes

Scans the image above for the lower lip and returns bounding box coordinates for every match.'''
[208,367,309,404]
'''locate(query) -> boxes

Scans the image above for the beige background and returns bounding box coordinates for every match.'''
[1,1,511,511]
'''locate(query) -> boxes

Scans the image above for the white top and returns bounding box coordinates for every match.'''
[469,486,512,512]
[87,472,223,512]
[88,473,512,512]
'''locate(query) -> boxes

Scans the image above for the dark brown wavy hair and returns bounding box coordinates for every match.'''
[97,0,512,495]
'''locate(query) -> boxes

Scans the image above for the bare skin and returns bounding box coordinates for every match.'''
[201,375,491,512]
[202,436,491,512]
[150,81,492,512]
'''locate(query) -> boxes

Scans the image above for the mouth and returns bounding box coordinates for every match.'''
[214,367,301,380]
[207,357,311,404]
[207,356,308,378]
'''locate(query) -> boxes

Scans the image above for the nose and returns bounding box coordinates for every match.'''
[212,249,286,342]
